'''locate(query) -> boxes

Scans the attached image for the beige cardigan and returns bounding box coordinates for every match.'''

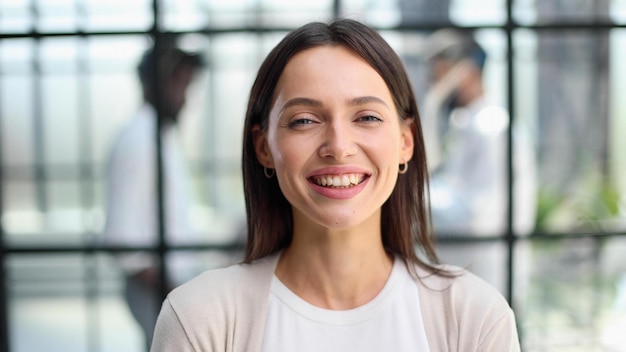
[150,253,520,352]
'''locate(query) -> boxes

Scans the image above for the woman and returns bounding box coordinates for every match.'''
[150,19,520,352]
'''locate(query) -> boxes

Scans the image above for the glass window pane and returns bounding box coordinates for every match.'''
[449,0,506,26]
[161,0,208,31]
[8,253,145,352]
[39,37,78,74]
[210,70,248,160]
[0,38,35,74]
[162,0,259,30]
[82,0,152,31]
[210,173,246,239]
[515,236,626,350]
[45,179,87,236]
[9,254,90,352]
[514,0,617,25]
[1,74,36,167]
[2,178,98,245]
[41,74,81,165]
[86,36,146,73]
[38,0,77,33]
[512,0,626,24]
[609,30,626,231]
[167,249,243,286]
[513,29,540,234]
[613,0,626,23]
[2,179,39,239]
[516,29,625,234]
[161,0,334,30]
[437,240,509,294]
[0,0,33,33]
[345,0,506,28]
[7,251,243,352]
[257,0,334,27]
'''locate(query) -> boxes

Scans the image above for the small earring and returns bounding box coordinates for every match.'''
[398,162,408,174]
[264,167,275,178]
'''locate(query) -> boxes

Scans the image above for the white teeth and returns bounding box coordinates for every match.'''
[341,175,350,186]
[313,174,365,188]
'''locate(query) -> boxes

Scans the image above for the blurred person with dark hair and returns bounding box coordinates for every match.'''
[422,29,535,294]
[103,40,204,350]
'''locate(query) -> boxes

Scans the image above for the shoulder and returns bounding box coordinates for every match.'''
[167,260,255,303]
[421,264,506,301]
[414,264,520,351]
[162,252,280,329]
[166,254,271,312]
[416,263,511,319]
[153,253,280,350]
[152,264,246,351]
[169,263,244,304]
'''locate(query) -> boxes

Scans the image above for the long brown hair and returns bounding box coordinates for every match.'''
[242,18,439,270]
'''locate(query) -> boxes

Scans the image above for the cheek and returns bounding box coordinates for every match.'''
[375,131,402,158]
[266,133,290,168]
[269,135,316,181]
[270,138,299,169]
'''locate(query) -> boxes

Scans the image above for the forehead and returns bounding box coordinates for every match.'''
[284,45,372,75]
[275,45,391,99]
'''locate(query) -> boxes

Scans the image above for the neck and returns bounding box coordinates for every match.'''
[275,221,393,310]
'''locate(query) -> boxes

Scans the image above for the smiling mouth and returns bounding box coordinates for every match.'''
[310,173,368,188]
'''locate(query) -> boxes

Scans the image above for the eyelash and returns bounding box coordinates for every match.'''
[286,113,383,129]
[287,118,316,128]
[356,114,383,123]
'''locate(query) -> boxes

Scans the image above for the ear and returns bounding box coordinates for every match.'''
[399,117,415,164]
[252,124,275,168]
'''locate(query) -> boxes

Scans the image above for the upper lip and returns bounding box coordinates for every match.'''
[308,166,371,178]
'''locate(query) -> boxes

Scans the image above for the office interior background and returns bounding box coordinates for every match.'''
[1,0,625,351]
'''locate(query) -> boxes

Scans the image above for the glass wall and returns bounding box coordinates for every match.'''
[0,0,624,351]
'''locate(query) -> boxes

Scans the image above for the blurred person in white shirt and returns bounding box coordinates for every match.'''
[421,29,536,294]
[103,40,204,350]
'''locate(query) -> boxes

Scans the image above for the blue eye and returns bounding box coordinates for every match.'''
[288,118,316,128]
[357,115,383,123]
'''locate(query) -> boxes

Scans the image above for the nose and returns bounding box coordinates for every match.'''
[318,120,357,160]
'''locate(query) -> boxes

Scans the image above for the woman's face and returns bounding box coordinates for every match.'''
[254,45,414,231]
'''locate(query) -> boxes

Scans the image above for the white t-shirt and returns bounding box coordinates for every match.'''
[261,258,431,352]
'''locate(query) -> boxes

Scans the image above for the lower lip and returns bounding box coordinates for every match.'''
[309,177,369,199]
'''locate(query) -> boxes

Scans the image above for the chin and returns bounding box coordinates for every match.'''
[317,215,368,232]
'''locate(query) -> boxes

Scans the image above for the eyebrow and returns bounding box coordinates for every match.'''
[279,96,389,114]
[349,96,389,108]
[279,97,323,114]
